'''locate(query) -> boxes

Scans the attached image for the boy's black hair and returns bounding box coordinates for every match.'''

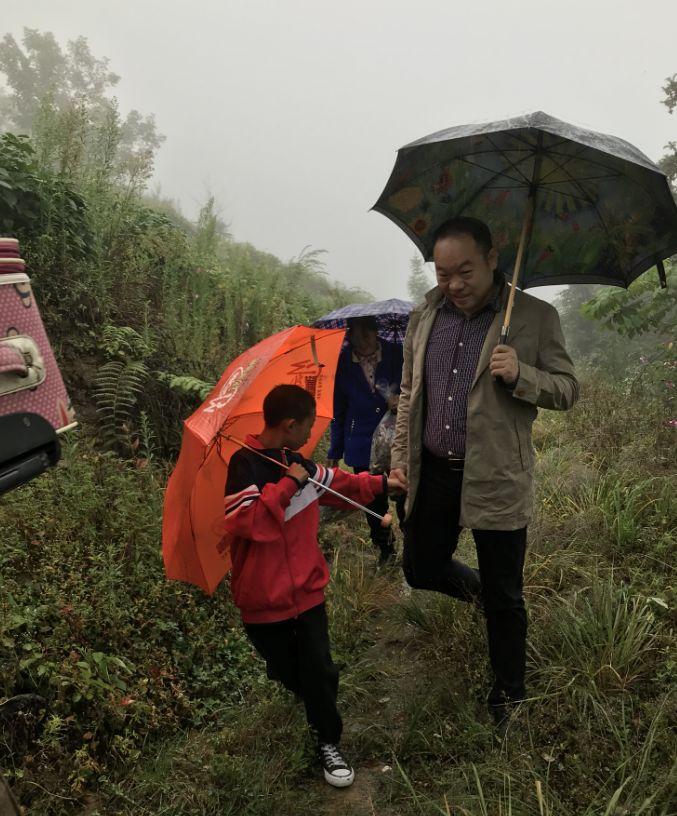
[432,216,493,257]
[263,384,316,427]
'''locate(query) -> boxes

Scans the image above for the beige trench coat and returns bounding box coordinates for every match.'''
[391,285,579,530]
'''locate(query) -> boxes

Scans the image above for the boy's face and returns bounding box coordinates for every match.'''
[284,409,316,450]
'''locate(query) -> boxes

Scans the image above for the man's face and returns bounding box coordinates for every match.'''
[351,324,379,355]
[285,410,316,450]
[433,234,498,316]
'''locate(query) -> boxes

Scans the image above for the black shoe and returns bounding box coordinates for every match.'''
[489,693,523,737]
[490,702,510,726]
[490,702,516,740]
[377,545,397,567]
[318,742,355,788]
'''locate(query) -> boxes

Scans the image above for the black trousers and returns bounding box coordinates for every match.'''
[244,602,342,744]
[353,467,406,551]
[403,453,527,705]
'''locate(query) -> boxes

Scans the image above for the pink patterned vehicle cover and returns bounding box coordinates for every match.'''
[0,238,75,432]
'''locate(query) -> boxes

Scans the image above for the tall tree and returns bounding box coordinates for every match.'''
[659,72,677,193]
[407,253,433,302]
[0,29,163,182]
[553,284,602,364]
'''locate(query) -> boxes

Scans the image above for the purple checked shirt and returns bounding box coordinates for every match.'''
[423,288,502,457]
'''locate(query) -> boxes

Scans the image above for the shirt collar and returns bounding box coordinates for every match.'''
[351,341,382,364]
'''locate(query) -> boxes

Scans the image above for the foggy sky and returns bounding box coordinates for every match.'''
[3,0,677,302]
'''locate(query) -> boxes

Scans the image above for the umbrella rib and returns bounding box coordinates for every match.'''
[405,142,534,187]
[538,174,621,184]
[394,146,533,195]
[452,170,518,219]
[544,152,606,212]
[503,131,571,154]
[540,136,571,151]
[545,147,660,203]
[482,129,535,151]
[491,129,545,156]
[536,143,590,184]
[483,184,529,190]
[460,146,533,155]
[483,133,534,185]
[452,150,541,220]
[533,144,619,202]
[499,131,613,190]
[456,156,529,188]
[544,147,647,180]
[186,474,210,590]
[542,152,628,277]
[545,146,627,168]
[528,187,598,206]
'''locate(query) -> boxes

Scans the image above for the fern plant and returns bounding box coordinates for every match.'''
[99,324,153,359]
[157,372,215,401]
[94,359,148,449]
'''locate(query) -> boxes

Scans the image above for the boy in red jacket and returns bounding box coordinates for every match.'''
[224,384,397,787]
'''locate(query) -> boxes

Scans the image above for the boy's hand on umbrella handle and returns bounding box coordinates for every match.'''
[388,468,408,493]
[326,458,339,468]
[490,344,519,386]
[287,462,310,485]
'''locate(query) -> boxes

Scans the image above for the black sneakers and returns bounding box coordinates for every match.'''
[318,742,355,788]
[377,544,397,567]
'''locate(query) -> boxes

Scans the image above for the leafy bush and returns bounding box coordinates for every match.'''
[0,440,260,799]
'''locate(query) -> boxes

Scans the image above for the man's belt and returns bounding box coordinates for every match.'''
[423,448,465,470]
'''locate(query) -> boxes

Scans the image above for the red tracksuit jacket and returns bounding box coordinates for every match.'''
[223,434,386,624]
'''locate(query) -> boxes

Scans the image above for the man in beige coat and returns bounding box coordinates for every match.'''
[389,216,578,724]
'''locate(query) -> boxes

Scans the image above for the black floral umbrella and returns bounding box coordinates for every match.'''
[373,111,677,342]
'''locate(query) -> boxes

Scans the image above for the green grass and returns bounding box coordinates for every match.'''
[1,379,676,815]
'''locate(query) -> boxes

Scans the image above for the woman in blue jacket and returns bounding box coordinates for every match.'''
[327,317,403,562]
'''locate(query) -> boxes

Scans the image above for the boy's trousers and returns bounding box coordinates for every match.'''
[244,602,342,744]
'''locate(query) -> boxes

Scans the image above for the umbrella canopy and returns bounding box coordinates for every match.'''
[372,111,677,290]
[313,298,413,342]
[162,325,345,594]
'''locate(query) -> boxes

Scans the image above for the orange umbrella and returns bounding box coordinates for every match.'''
[162,325,346,594]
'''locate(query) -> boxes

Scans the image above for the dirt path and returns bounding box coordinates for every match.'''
[319,576,421,816]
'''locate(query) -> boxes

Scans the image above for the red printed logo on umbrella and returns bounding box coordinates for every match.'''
[287,359,323,399]
[203,360,259,414]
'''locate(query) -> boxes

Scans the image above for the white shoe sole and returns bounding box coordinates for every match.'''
[324,768,355,788]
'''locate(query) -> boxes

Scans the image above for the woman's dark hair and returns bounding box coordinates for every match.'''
[432,216,493,257]
[346,316,379,334]
[263,384,316,427]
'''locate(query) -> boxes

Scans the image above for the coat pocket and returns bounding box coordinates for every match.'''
[514,419,534,471]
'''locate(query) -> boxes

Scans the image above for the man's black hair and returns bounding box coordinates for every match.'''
[432,216,493,257]
[263,384,316,427]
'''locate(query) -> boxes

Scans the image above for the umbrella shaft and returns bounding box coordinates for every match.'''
[502,195,535,339]
[224,434,387,522]
[306,476,385,521]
